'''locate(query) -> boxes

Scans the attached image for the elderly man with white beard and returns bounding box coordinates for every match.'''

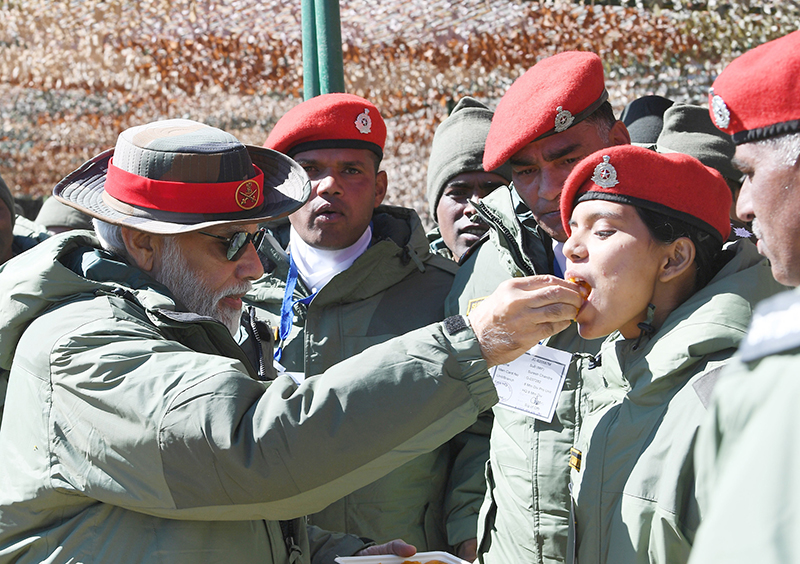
[0,119,586,564]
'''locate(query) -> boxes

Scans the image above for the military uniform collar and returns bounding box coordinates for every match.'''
[740,287,800,362]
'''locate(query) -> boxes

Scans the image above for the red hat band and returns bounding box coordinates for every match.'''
[104,159,265,215]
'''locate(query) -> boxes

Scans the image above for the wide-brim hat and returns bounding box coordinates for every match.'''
[54,119,310,235]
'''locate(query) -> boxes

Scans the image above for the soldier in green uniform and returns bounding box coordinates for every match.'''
[445,51,630,564]
[687,29,800,564]
[245,93,488,560]
[560,146,781,564]
[0,118,586,564]
[425,96,511,262]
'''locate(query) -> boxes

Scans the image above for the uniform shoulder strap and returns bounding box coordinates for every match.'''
[739,289,800,362]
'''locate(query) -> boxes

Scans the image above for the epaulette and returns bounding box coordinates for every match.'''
[739,289,800,362]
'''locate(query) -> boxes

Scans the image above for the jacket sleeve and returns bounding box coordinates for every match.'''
[307,524,369,563]
[48,317,497,522]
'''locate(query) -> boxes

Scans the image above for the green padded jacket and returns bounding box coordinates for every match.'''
[244,205,489,552]
[689,286,800,564]
[445,185,604,564]
[0,231,497,564]
[570,240,783,564]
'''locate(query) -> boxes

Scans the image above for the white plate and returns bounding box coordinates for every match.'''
[334,551,469,564]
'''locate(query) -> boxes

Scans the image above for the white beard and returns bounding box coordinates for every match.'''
[752,218,763,241]
[153,237,251,337]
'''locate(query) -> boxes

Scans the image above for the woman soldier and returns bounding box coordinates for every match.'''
[560,145,783,564]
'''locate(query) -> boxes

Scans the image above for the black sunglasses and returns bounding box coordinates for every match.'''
[198,228,267,261]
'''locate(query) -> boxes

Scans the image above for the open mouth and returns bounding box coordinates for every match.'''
[567,276,592,319]
[568,277,592,298]
[312,201,343,219]
[314,206,340,216]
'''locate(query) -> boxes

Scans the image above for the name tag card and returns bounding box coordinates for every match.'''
[490,343,572,422]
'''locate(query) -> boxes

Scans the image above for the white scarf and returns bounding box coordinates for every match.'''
[289,225,372,293]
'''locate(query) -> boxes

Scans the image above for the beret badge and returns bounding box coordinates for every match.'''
[554,106,575,132]
[591,155,619,188]
[355,108,372,134]
[709,88,731,129]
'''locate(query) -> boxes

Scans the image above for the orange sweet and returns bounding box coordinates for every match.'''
[568,277,591,294]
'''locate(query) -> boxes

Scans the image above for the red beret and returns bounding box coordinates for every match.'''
[483,51,608,171]
[561,145,732,242]
[709,30,800,144]
[265,93,387,159]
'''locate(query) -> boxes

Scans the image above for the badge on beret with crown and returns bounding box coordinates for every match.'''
[554,106,575,132]
[709,88,731,129]
[355,108,372,134]
[591,155,619,188]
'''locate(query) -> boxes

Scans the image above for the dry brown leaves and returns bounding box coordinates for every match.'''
[1,0,797,226]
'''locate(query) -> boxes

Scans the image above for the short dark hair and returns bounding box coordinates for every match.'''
[584,101,617,142]
[635,207,729,291]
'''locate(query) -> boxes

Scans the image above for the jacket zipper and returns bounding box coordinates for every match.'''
[247,305,267,380]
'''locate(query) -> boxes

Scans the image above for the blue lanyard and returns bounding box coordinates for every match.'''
[275,255,315,361]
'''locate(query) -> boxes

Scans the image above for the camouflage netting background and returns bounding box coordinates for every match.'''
[1,0,798,227]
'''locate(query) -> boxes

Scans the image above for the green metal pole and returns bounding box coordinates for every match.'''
[301,0,320,99]
[314,0,345,94]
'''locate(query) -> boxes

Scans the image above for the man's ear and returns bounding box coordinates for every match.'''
[121,227,160,272]
[374,170,388,207]
[609,120,632,147]
[660,237,696,283]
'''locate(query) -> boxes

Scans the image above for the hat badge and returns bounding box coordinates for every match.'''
[235,179,260,210]
[355,108,372,134]
[591,155,619,188]
[554,106,575,132]
[709,88,731,129]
